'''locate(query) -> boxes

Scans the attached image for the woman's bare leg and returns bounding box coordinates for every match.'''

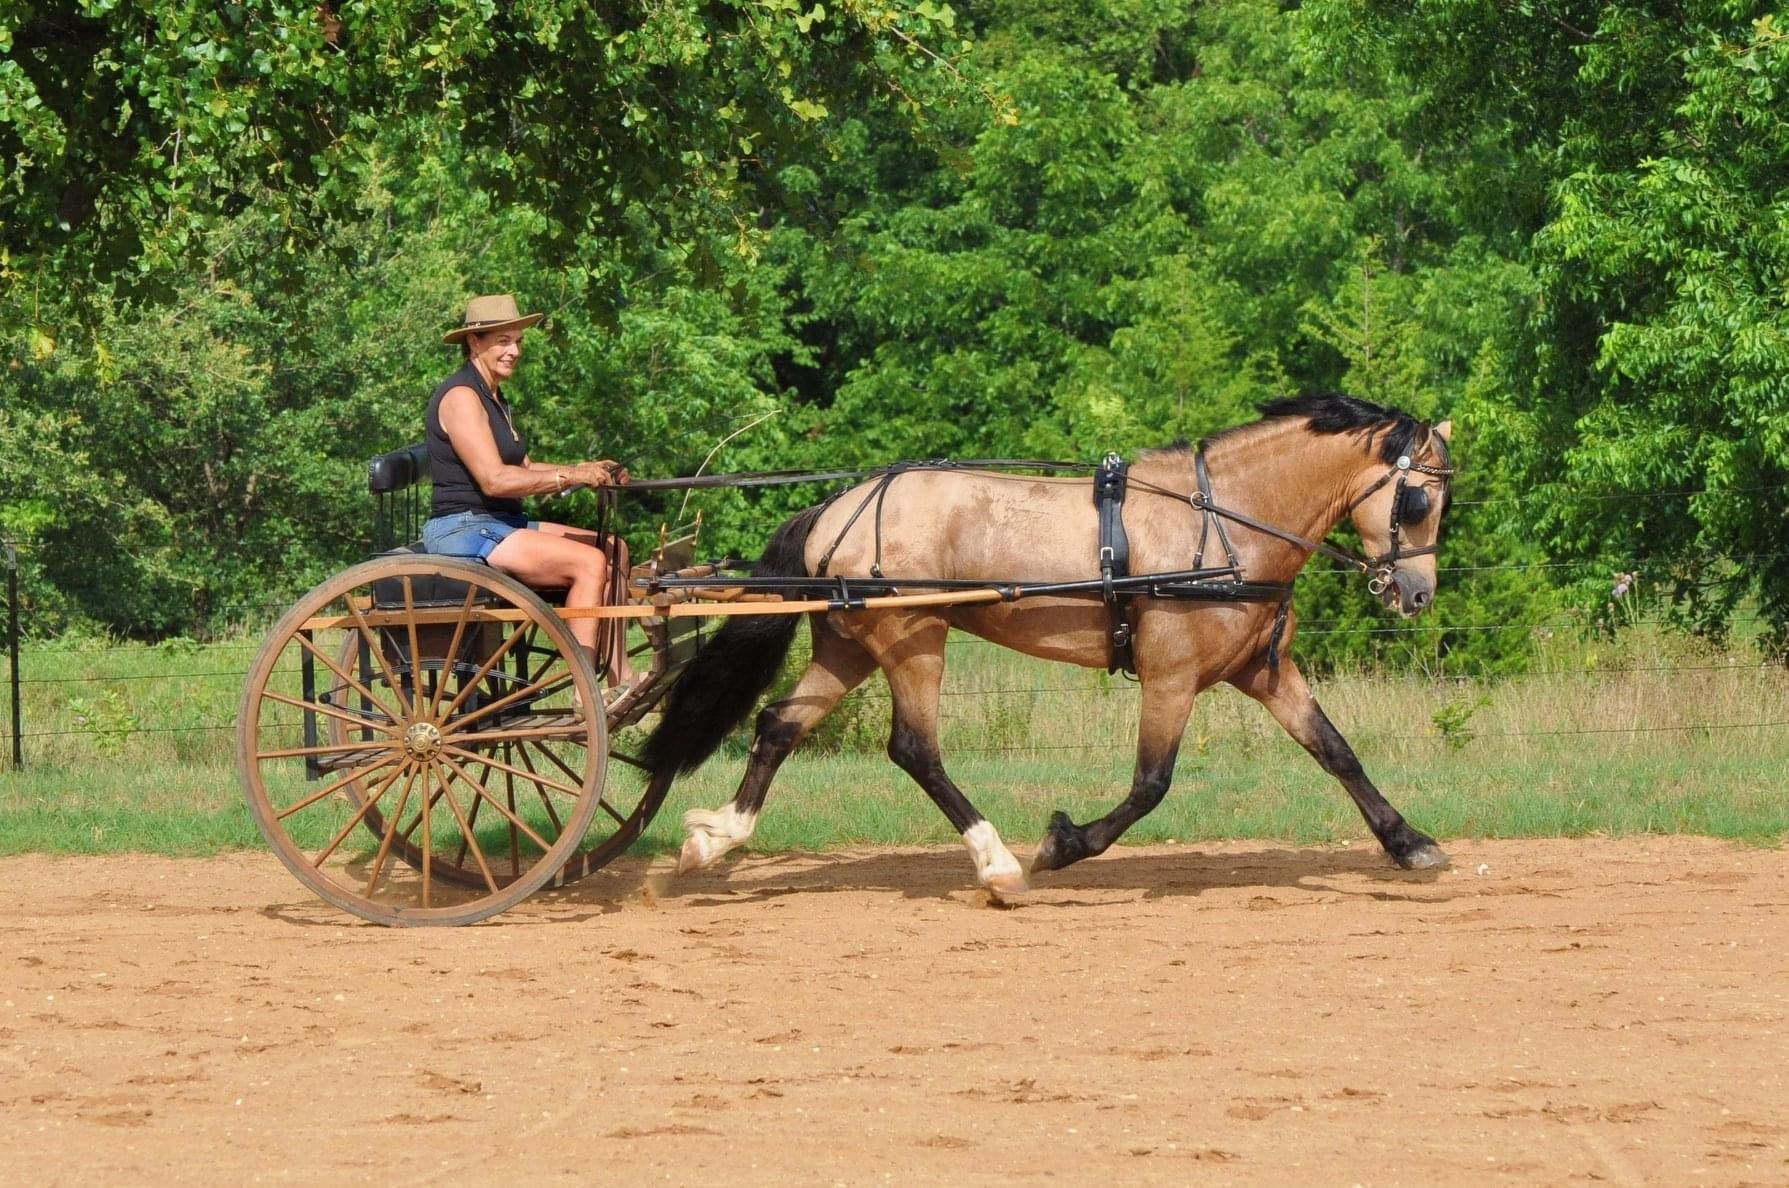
[515,522,638,685]
[484,528,616,676]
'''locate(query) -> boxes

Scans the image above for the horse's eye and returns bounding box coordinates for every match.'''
[1397,485,1431,525]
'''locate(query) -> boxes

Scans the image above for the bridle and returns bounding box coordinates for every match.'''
[1178,427,1457,598]
[1342,430,1457,595]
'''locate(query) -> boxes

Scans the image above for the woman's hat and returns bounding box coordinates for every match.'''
[442,294,544,344]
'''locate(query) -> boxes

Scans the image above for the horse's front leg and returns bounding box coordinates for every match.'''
[878,618,1028,901]
[1032,673,1197,874]
[1229,655,1449,870]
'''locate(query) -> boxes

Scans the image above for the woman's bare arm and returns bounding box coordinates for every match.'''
[439,387,621,495]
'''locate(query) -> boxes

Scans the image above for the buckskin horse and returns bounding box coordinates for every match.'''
[640,394,1455,899]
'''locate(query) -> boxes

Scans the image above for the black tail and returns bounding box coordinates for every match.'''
[638,504,827,781]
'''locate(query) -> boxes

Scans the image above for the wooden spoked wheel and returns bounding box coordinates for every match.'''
[324,629,670,892]
[236,556,606,926]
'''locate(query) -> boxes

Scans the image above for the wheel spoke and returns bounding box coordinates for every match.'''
[441,666,576,734]
[419,759,433,907]
[520,736,587,793]
[511,742,565,834]
[453,754,497,870]
[402,577,425,719]
[438,753,554,851]
[448,722,591,747]
[435,775,500,895]
[364,765,420,899]
[505,764,521,877]
[276,753,401,821]
[346,599,414,719]
[441,744,583,800]
[435,616,537,722]
[426,586,481,720]
[293,630,406,727]
[311,761,411,868]
[259,738,396,761]
[261,688,400,737]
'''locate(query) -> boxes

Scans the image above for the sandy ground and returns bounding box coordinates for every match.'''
[2,837,1787,1185]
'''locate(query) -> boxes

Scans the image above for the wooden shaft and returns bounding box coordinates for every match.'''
[297,585,1010,631]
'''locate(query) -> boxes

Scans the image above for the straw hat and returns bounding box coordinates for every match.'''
[442,294,544,344]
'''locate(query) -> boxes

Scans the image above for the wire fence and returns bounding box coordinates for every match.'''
[4,478,1787,766]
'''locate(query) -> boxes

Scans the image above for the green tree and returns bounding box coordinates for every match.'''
[1310,1,1789,654]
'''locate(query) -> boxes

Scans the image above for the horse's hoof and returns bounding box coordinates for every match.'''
[1032,810,1089,874]
[1397,843,1451,870]
[984,870,1030,905]
[676,833,717,875]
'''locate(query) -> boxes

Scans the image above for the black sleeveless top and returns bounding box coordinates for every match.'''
[426,364,528,517]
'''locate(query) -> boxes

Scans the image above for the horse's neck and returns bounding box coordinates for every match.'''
[1143,425,1366,578]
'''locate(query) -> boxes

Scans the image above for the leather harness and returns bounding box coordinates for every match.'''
[662,438,1454,678]
[1094,453,1134,675]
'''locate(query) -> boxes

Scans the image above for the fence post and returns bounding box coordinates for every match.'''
[3,537,18,770]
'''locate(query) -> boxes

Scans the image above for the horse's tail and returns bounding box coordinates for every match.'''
[638,503,827,781]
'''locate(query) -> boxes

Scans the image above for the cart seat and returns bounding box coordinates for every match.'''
[370,544,572,608]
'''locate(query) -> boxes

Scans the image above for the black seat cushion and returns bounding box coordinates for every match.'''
[371,545,570,607]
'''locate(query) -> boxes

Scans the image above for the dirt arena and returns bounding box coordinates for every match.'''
[3,837,1786,1185]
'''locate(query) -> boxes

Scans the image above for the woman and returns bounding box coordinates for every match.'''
[421,294,639,695]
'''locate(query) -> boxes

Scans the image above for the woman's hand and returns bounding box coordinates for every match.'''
[572,460,627,487]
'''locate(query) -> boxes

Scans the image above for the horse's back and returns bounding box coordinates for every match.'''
[805,470,1099,582]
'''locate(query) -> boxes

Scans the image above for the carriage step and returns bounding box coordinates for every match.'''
[484,712,589,739]
[310,748,382,774]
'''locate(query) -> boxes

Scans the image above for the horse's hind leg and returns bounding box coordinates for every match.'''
[878,618,1027,900]
[1033,673,1197,873]
[678,618,876,873]
[1230,654,1449,869]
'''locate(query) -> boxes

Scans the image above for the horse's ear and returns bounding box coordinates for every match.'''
[1434,420,1453,443]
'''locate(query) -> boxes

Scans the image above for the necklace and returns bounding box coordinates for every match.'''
[472,365,519,443]
[494,393,518,442]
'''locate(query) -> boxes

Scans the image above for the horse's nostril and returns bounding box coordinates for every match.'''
[1412,589,1432,608]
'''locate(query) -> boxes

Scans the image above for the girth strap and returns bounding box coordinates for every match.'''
[1094,452,1135,676]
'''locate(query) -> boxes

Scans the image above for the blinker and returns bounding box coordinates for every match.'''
[1397,484,1431,525]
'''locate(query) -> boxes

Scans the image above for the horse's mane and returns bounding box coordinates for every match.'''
[1137,392,1424,466]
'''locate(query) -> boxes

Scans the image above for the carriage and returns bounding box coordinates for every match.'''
[234,443,728,926]
[238,399,1458,926]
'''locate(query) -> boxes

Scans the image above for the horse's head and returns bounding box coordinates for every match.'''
[1345,420,1454,617]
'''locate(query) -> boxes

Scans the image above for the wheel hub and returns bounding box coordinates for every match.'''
[403,721,444,760]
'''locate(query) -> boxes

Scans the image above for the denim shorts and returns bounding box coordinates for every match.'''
[421,511,538,561]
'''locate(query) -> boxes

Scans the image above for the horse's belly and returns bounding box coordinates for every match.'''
[947,598,1111,667]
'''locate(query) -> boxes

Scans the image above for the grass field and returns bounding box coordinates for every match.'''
[3,623,1787,857]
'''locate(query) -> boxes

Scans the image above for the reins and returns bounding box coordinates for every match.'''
[619,458,1097,493]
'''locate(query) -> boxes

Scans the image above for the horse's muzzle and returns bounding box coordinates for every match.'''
[1382,568,1435,617]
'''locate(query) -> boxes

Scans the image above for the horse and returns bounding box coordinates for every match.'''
[639,393,1456,899]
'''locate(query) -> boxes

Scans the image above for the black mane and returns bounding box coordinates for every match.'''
[1134,392,1428,465]
[1198,392,1424,464]
[1253,393,1424,463]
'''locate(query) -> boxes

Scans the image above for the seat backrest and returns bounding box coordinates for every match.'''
[368,442,430,494]
[369,443,431,553]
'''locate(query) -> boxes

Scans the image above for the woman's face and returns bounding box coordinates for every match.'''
[469,328,525,382]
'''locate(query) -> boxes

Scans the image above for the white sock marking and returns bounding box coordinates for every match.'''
[680,804,759,869]
[962,820,1022,886]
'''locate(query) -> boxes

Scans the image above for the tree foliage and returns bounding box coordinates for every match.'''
[3,0,1783,668]
[1310,0,1789,655]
